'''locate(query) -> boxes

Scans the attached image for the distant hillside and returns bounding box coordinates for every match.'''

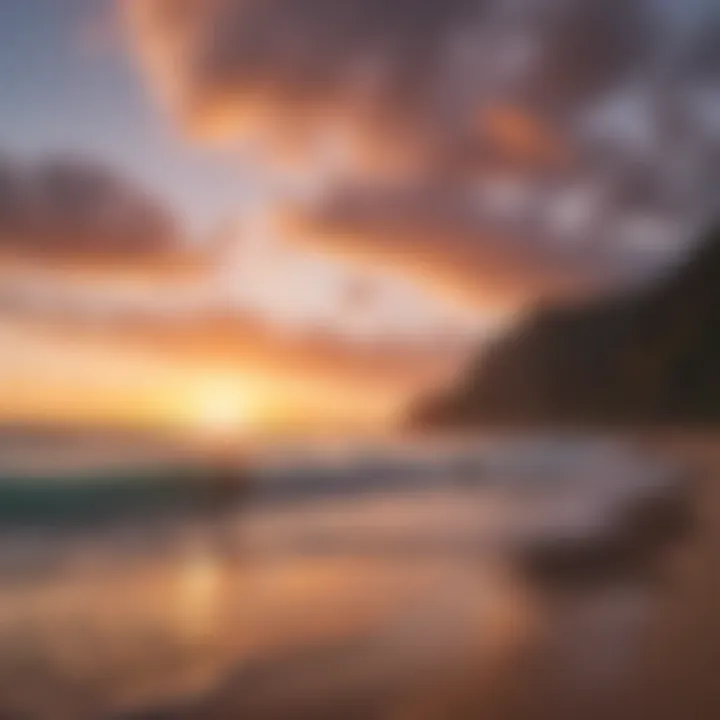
[414,224,720,427]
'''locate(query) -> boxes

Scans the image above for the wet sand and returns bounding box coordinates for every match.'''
[0,434,714,720]
[138,436,717,720]
[615,436,719,720]
[460,435,719,720]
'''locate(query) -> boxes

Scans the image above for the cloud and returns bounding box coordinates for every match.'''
[0,148,482,378]
[125,0,720,310]
[0,307,463,428]
[0,154,183,263]
[282,179,612,310]
[0,153,227,344]
[124,0,649,171]
[125,0,483,170]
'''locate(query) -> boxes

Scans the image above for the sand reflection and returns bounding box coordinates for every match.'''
[0,492,537,719]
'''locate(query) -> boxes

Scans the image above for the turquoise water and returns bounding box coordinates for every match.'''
[0,466,218,524]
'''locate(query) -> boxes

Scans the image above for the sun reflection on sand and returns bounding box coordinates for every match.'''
[177,547,224,640]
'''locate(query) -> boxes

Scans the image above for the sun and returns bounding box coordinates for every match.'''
[192,379,254,434]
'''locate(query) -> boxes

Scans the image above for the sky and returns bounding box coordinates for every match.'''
[0,0,253,235]
[0,0,718,431]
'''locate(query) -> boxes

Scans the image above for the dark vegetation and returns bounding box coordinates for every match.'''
[415,223,720,427]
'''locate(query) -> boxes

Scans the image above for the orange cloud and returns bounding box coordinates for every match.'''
[0,155,184,262]
[122,0,490,175]
[0,311,463,430]
[122,0,697,316]
[479,106,570,167]
[281,184,611,313]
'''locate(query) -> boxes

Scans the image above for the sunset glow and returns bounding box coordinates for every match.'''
[0,0,710,433]
[189,379,256,436]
